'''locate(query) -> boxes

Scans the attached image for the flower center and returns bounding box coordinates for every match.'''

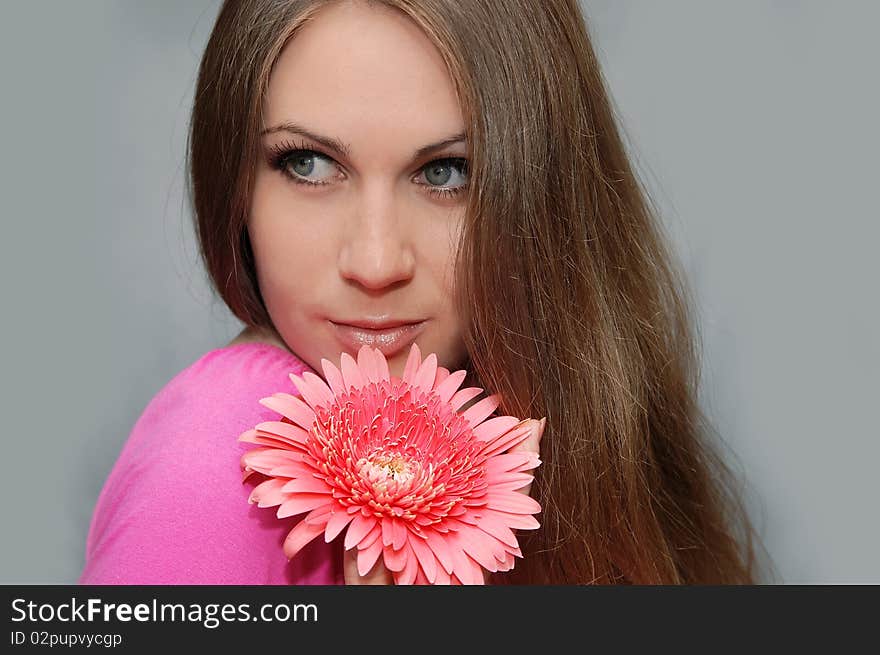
[311,379,488,524]
[361,452,415,485]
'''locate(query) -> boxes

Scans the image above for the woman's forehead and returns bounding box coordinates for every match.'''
[267,4,456,105]
[262,2,464,164]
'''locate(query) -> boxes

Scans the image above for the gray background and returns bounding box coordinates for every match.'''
[1,1,876,583]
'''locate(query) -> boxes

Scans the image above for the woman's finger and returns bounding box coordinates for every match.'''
[509,417,545,455]
[483,417,546,584]
[343,546,394,585]
[508,417,545,497]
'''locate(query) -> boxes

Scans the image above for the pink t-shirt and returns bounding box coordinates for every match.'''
[78,342,344,585]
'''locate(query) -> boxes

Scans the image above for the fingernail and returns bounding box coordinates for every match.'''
[538,417,546,437]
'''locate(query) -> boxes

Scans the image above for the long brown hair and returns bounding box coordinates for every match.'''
[187,0,774,584]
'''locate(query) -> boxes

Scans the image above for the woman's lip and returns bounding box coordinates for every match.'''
[330,320,427,358]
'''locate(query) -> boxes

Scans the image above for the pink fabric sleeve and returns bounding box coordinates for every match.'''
[78,343,344,585]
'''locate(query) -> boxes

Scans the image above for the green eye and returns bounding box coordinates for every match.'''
[267,140,337,188]
[291,154,316,177]
[421,158,468,198]
[425,162,452,185]
[267,140,468,199]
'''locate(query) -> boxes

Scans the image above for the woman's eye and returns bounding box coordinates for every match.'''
[268,143,468,199]
[418,158,468,198]
[271,148,338,187]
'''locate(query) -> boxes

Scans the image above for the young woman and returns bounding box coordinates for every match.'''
[79,0,769,585]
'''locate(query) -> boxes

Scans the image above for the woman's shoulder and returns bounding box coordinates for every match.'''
[224,324,291,351]
[177,327,308,392]
[145,327,305,414]
[123,329,310,458]
[79,330,341,584]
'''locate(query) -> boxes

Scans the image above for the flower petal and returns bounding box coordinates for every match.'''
[237,430,303,452]
[340,351,365,391]
[449,528,499,574]
[479,420,533,458]
[280,477,332,494]
[258,393,316,430]
[343,513,376,550]
[381,518,394,547]
[496,550,516,572]
[240,448,299,475]
[292,371,335,410]
[257,420,310,439]
[396,543,419,585]
[462,393,501,428]
[484,510,540,531]
[243,443,305,462]
[434,365,451,387]
[412,352,438,393]
[374,348,390,382]
[485,492,541,515]
[408,534,438,584]
[248,477,288,508]
[277,494,332,519]
[401,342,422,384]
[488,472,534,492]
[433,567,452,585]
[450,387,483,412]
[357,345,379,383]
[283,519,326,560]
[507,544,524,559]
[237,428,265,446]
[391,518,408,551]
[267,462,315,478]
[359,523,382,550]
[324,509,355,543]
[320,358,347,397]
[424,530,455,575]
[256,420,311,448]
[472,415,521,442]
[357,537,384,576]
[303,504,334,525]
[451,545,484,585]
[383,543,408,572]
[434,369,467,403]
[485,451,540,476]
[473,512,520,548]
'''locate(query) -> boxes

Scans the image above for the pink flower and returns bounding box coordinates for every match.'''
[238,343,541,585]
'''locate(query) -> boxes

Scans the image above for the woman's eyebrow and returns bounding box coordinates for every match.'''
[260,121,466,163]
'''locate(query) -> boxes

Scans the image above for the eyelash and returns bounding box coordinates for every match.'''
[266,138,469,199]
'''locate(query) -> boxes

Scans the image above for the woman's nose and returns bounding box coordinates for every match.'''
[337,186,416,291]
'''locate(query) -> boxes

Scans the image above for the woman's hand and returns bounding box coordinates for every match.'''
[483,416,545,583]
[509,417,546,499]
[342,417,546,585]
[343,544,394,584]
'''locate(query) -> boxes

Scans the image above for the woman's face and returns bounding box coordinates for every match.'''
[249,1,469,379]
